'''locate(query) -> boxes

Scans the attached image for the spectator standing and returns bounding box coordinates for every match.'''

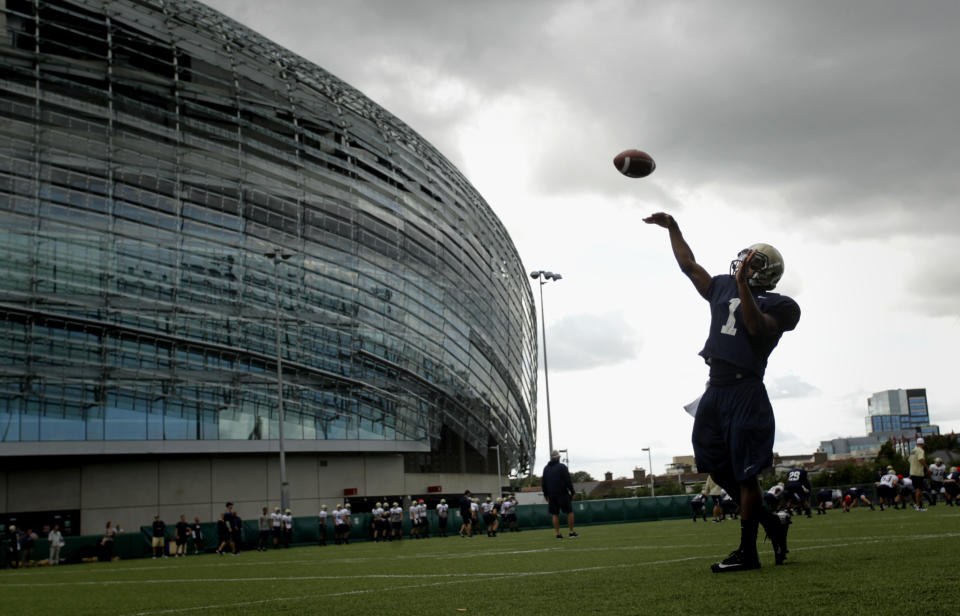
[258,507,271,551]
[5,525,20,568]
[48,524,65,565]
[151,515,167,559]
[231,511,243,555]
[458,490,473,538]
[99,521,119,562]
[542,450,578,539]
[20,529,36,567]
[216,514,230,556]
[190,517,204,554]
[174,515,190,557]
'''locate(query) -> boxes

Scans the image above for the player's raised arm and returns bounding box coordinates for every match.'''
[644,212,711,299]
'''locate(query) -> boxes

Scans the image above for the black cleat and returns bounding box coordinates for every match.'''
[711,549,761,573]
[764,513,791,565]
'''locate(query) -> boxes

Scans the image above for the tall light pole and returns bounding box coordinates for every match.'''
[490,445,502,496]
[266,249,293,510]
[642,447,654,498]
[530,270,561,454]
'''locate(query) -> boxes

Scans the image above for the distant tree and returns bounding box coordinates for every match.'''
[919,433,959,454]
[571,471,595,483]
[875,440,907,476]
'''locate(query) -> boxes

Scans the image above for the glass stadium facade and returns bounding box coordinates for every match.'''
[0,0,537,473]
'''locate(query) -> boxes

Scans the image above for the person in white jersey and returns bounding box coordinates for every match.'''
[763,483,785,512]
[390,502,403,540]
[332,504,345,545]
[928,457,947,507]
[876,467,899,511]
[270,506,283,548]
[417,499,429,538]
[317,505,328,546]
[408,498,421,539]
[436,499,449,537]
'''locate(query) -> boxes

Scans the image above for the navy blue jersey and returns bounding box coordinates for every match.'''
[152,520,166,537]
[785,468,810,490]
[699,275,800,378]
[817,488,832,501]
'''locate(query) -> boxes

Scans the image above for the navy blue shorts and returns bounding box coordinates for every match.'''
[547,494,572,515]
[692,378,774,481]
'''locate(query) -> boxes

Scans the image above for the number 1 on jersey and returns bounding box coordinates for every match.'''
[720,298,740,336]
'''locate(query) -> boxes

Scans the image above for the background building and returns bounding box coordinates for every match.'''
[820,387,940,461]
[865,388,938,435]
[0,0,537,534]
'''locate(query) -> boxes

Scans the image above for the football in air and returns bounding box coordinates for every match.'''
[613,149,656,178]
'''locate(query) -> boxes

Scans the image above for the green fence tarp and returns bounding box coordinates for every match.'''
[2,494,710,565]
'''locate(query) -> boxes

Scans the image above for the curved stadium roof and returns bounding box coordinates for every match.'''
[0,0,537,473]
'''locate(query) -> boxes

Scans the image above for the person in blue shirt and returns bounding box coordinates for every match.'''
[646,212,800,573]
[784,468,812,518]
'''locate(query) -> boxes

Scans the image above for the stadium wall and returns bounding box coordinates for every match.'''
[0,455,500,535]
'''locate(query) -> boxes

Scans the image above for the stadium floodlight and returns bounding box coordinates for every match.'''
[530,270,561,453]
[641,447,654,498]
[267,249,294,510]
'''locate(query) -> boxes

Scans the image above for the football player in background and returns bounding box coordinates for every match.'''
[317,505,328,546]
[408,498,421,539]
[436,498,449,537]
[784,467,812,517]
[943,467,959,506]
[646,212,801,573]
[763,483,785,512]
[816,487,833,514]
[690,490,709,522]
[876,467,899,511]
[390,502,404,540]
[927,457,947,506]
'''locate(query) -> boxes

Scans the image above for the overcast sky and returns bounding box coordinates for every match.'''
[206,0,960,479]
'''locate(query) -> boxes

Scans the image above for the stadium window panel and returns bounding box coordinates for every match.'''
[20,398,40,441]
[40,400,86,441]
[105,392,146,440]
[0,396,22,442]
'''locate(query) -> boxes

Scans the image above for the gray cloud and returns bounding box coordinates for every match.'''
[206,0,960,323]
[209,0,960,237]
[544,312,641,372]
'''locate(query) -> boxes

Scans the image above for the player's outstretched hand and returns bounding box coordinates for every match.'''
[643,212,675,228]
[735,248,758,285]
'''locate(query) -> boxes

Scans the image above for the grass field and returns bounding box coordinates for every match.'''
[2,505,959,615]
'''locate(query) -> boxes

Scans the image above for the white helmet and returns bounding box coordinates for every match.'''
[730,243,785,289]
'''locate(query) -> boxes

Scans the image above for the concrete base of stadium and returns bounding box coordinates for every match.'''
[0,452,502,535]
